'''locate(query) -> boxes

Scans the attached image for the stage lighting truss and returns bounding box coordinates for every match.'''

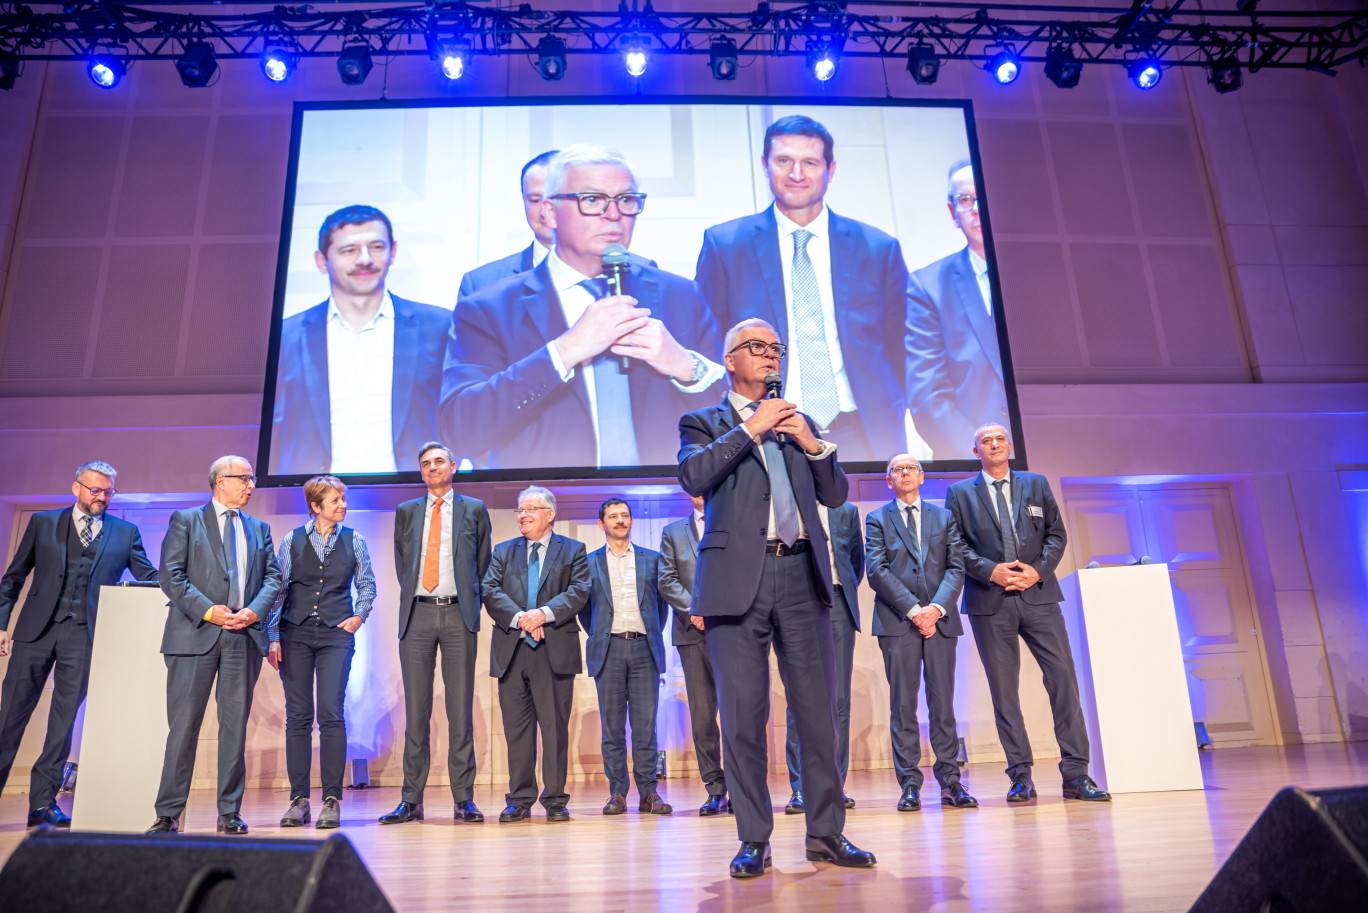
[0,1,1363,92]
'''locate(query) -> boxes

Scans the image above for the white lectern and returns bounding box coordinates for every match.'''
[1060,563,1204,794]
[70,583,169,832]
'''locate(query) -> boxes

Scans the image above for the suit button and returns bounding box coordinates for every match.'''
[762,493,770,500]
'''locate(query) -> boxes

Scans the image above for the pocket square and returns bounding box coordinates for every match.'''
[1027,505,1044,518]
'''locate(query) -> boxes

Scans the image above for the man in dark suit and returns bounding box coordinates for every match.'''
[378,441,492,825]
[147,455,282,835]
[271,204,450,476]
[581,498,672,816]
[866,454,976,812]
[457,151,557,300]
[658,493,728,815]
[439,144,723,470]
[945,424,1110,804]
[482,485,590,822]
[0,461,156,827]
[781,500,863,814]
[678,317,875,878]
[694,114,909,464]
[905,160,1011,459]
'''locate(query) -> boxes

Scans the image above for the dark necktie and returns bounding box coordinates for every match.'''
[523,541,541,648]
[993,480,1018,563]
[577,278,639,467]
[749,402,801,547]
[790,228,839,429]
[79,515,94,548]
[223,509,242,609]
[904,504,920,564]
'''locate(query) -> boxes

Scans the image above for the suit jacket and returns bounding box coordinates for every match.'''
[482,533,591,679]
[159,503,282,656]
[393,491,492,639]
[580,544,668,678]
[271,294,450,476]
[905,248,1010,459]
[439,259,721,469]
[677,397,849,618]
[658,515,702,646]
[944,472,1067,615]
[824,501,866,632]
[865,499,965,638]
[458,245,658,302]
[0,508,157,643]
[694,205,909,461]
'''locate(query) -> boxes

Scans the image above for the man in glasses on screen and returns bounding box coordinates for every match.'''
[271,204,450,477]
[905,160,1011,460]
[439,144,723,470]
[694,114,910,465]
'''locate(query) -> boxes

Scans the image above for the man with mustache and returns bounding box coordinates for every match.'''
[271,204,449,476]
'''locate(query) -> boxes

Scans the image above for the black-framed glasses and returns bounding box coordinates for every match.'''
[728,339,788,359]
[548,192,647,217]
[76,480,117,497]
[950,193,979,213]
[222,473,257,485]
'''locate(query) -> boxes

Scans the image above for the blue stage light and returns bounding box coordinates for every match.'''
[987,50,1020,85]
[1129,58,1162,90]
[260,44,296,83]
[438,43,469,80]
[623,38,648,77]
[87,52,124,89]
[806,40,839,82]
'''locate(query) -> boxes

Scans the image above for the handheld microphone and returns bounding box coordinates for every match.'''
[763,371,787,444]
[1086,561,1101,569]
[602,244,632,373]
[1131,556,1152,566]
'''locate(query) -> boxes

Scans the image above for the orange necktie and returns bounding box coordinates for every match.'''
[422,497,444,592]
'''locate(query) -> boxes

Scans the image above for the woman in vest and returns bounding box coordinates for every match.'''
[267,475,375,829]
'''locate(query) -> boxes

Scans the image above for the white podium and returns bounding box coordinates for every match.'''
[1060,563,1204,794]
[70,584,169,832]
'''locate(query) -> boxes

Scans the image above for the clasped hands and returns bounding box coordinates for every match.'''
[990,561,1042,592]
[743,397,820,453]
[555,294,695,380]
[207,604,257,630]
[518,608,547,642]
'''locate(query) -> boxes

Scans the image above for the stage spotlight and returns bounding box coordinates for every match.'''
[623,37,648,77]
[1044,45,1082,88]
[906,45,939,85]
[1128,57,1162,89]
[260,44,297,83]
[175,41,218,88]
[986,49,1020,85]
[337,43,373,86]
[806,39,839,82]
[87,51,125,89]
[1208,56,1243,93]
[709,37,738,81]
[438,42,470,80]
[536,36,567,80]
[0,50,18,90]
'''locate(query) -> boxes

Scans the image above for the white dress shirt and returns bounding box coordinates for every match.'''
[72,505,103,543]
[816,503,838,583]
[327,291,397,474]
[982,470,1013,524]
[968,248,993,316]
[727,389,836,541]
[417,491,458,597]
[691,508,704,542]
[211,498,250,608]
[604,543,645,634]
[773,205,857,418]
[896,495,946,618]
[530,239,550,268]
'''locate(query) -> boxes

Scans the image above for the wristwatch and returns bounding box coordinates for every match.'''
[674,352,704,384]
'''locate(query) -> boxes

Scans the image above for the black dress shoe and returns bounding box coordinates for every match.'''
[1007,775,1037,804]
[896,785,921,812]
[27,805,71,828]
[145,816,178,834]
[454,800,484,822]
[1063,775,1112,802]
[941,781,979,809]
[216,813,248,835]
[784,790,805,815]
[379,800,424,824]
[729,842,771,878]
[804,833,877,868]
[545,805,570,822]
[843,793,856,809]
[498,803,531,823]
[699,794,728,817]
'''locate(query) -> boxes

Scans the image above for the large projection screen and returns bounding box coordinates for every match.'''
[258,96,1025,485]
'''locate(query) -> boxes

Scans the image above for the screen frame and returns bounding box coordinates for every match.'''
[256,93,1028,487]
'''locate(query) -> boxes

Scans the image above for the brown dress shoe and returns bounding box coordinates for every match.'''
[639,793,673,815]
[603,794,627,815]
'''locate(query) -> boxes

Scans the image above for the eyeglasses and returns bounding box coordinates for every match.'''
[548,192,647,217]
[728,339,788,358]
[950,193,979,213]
[888,466,921,476]
[515,506,552,515]
[222,473,257,485]
[76,481,117,497]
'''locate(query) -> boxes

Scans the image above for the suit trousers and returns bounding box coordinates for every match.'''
[676,640,725,796]
[705,550,844,844]
[280,617,355,801]
[968,597,1091,780]
[879,627,961,791]
[398,600,478,804]
[783,585,856,792]
[594,634,660,799]
[154,628,263,817]
[498,639,574,809]
[0,616,90,810]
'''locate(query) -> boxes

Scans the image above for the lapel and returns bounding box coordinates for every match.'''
[592,547,612,619]
[240,512,260,593]
[632,545,650,622]
[953,249,1004,382]
[518,263,584,416]
[202,503,228,573]
[751,208,787,340]
[974,474,1003,534]
[625,263,663,431]
[390,295,419,448]
[447,493,466,568]
[55,509,72,569]
[685,514,699,557]
[920,504,937,560]
[301,302,332,436]
[827,209,859,355]
[888,501,918,561]
[720,396,766,471]
[509,538,529,605]
[1010,473,1027,536]
[536,535,563,604]
[520,243,535,272]
[90,515,113,570]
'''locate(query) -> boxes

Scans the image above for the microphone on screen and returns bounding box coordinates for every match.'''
[1131,556,1152,566]
[764,371,787,444]
[602,244,632,373]
[1087,561,1101,569]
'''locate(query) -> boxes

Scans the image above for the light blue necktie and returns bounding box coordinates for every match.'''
[523,541,541,649]
[750,403,801,547]
[578,278,640,467]
[790,229,840,429]
[223,509,241,609]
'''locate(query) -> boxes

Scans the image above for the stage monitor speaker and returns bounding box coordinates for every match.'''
[0,827,395,913]
[1189,784,1368,912]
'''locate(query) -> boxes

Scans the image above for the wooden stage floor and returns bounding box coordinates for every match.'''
[1,742,1365,912]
